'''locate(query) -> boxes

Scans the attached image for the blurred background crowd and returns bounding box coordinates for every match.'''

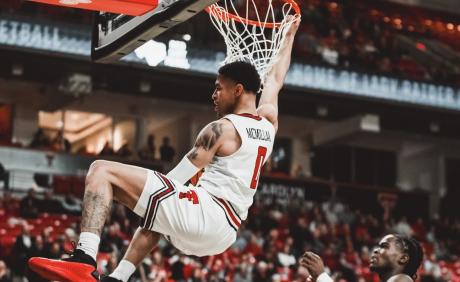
[0,185,459,282]
[1,0,460,281]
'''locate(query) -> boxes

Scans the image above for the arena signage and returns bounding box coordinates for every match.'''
[0,19,64,50]
[1,18,460,110]
[284,64,460,110]
[256,181,306,205]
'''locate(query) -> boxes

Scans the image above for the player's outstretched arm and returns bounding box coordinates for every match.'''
[167,119,233,183]
[257,16,300,131]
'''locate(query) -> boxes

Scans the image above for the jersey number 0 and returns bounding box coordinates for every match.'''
[250,146,267,189]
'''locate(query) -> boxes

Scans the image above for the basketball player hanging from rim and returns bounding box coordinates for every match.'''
[28,7,301,282]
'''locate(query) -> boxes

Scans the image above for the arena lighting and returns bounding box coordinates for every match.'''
[425,19,432,26]
[164,40,190,69]
[134,39,167,67]
[447,23,454,30]
[11,64,23,76]
[329,2,337,9]
[317,105,328,117]
[429,122,440,133]
[134,39,190,69]
[182,34,191,41]
[457,25,460,32]
[416,42,426,51]
[139,81,151,93]
[70,112,80,121]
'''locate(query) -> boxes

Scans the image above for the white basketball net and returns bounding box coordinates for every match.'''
[207,0,298,85]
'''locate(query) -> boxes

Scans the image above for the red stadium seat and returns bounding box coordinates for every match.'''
[0,235,16,257]
[53,176,72,196]
[71,176,86,198]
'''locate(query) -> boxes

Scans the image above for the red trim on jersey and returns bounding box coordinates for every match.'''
[237,113,262,121]
[216,197,241,228]
[142,173,175,230]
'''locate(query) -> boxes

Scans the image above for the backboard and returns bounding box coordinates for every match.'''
[91,0,218,63]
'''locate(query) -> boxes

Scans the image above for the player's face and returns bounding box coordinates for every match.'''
[369,235,404,274]
[212,75,237,117]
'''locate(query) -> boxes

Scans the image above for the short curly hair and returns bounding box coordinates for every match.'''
[218,61,261,94]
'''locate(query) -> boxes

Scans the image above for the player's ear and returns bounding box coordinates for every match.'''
[398,254,409,266]
[234,83,244,97]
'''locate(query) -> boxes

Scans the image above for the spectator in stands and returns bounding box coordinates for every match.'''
[27,236,48,282]
[116,141,133,159]
[138,134,156,162]
[422,253,442,280]
[19,189,39,218]
[159,136,175,162]
[60,195,82,215]
[0,163,9,190]
[170,255,186,282]
[1,185,458,281]
[294,164,309,179]
[253,261,273,282]
[50,131,71,153]
[393,217,414,237]
[30,235,46,259]
[11,222,33,278]
[0,260,11,282]
[301,234,424,282]
[100,223,124,253]
[44,241,64,260]
[29,128,50,149]
[37,190,64,214]
[99,141,115,156]
[233,257,253,282]
[143,250,168,282]
[34,173,51,188]
[0,191,17,214]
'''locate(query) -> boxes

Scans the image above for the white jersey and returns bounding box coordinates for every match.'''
[198,113,276,220]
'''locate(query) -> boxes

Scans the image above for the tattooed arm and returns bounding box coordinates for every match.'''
[167,119,235,184]
[186,119,232,168]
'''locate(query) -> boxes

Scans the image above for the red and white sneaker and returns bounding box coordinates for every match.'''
[28,249,99,282]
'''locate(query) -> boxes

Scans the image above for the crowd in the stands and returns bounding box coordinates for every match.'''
[0,188,459,282]
[3,128,176,165]
[2,0,460,86]
[291,1,460,85]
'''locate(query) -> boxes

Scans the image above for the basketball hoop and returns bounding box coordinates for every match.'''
[205,0,300,84]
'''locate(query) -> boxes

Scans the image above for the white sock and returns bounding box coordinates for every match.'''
[76,232,100,261]
[110,260,136,282]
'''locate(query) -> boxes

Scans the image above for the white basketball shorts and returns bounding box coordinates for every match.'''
[133,170,240,257]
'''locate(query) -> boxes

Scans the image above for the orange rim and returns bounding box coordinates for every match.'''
[205,0,300,29]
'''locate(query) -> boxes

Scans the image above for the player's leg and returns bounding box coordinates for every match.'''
[29,160,149,282]
[102,228,161,282]
[123,228,160,266]
[80,160,147,236]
